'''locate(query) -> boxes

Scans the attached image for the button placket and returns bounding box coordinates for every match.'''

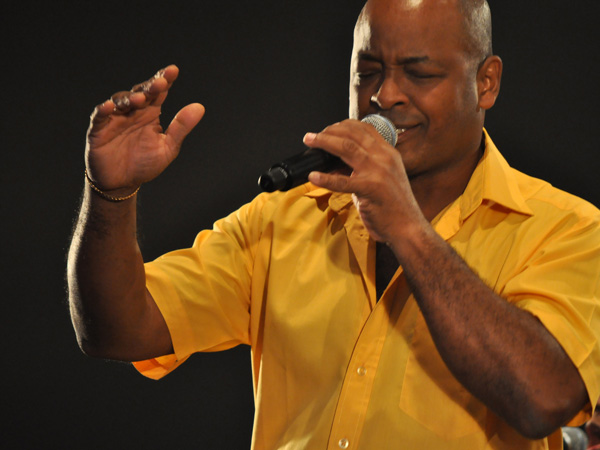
[327,305,390,450]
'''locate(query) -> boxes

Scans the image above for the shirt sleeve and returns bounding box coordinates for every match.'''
[133,194,268,379]
[503,207,600,425]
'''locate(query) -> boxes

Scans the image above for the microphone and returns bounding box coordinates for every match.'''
[258,114,398,192]
[562,426,588,450]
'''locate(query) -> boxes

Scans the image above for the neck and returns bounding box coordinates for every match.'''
[411,139,484,222]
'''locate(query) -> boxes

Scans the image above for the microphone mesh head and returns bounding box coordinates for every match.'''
[361,114,398,147]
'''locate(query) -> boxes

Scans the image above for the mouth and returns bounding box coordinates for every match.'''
[395,124,419,143]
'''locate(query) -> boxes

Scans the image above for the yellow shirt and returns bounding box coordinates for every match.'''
[135,132,600,450]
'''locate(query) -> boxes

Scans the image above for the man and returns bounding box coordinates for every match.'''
[68,0,600,448]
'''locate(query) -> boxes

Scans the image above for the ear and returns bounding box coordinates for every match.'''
[477,55,502,110]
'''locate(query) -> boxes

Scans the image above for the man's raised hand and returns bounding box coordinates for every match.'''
[85,65,205,196]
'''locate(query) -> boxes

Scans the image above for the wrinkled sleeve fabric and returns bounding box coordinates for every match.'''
[133,193,269,380]
[501,199,600,424]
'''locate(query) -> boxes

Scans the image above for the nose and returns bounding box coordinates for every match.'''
[370,70,409,110]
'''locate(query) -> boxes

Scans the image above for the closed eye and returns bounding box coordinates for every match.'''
[357,71,379,79]
[406,70,437,79]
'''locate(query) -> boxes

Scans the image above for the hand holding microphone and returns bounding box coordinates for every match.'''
[258,115,397,192]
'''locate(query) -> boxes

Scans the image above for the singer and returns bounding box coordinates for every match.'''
[67,0,600,449]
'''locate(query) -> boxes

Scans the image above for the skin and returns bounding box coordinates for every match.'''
[67,0,588,440]
[587,399,600,449]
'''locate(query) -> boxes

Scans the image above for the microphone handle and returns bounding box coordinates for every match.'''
[258,148,346,192]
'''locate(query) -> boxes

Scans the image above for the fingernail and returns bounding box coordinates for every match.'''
[304,132,317,143]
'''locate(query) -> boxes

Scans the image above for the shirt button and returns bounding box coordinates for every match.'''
[338,438,349,449]
[357,366,367,376]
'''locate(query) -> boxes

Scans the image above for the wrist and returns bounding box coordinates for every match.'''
[84,169,140,202]
[386,218,437,262]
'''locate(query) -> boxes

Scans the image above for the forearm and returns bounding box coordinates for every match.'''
[66,66,202,361]
[67,186,152,360]
[390,224,587,438]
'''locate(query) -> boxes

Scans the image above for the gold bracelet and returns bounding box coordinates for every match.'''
[84,169,140,202]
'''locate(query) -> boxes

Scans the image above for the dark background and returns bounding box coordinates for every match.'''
[2,1,598,448]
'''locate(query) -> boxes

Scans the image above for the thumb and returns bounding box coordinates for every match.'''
[165,103,205,148]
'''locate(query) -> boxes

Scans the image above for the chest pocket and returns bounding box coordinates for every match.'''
[399,313,487,439]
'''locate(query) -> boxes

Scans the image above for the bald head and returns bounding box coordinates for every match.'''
[357,0,493,67]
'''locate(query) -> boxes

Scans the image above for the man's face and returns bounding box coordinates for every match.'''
[349,0,490,180]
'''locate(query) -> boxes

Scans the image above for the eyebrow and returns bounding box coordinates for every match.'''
[357,52,431,65]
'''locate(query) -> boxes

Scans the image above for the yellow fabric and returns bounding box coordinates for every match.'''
[135,131,600,449]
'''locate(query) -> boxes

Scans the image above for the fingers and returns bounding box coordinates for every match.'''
[88,99,118,134]
[110,72,169,113]
[130,65,176,94]
[92,65,178,117]
[308,170,356,193]
[128,64,179,108]
[305,119,404,195]
[303,120,383,169]
[88,65,181,134]
[110,90,145,114]
[165,103,206,148]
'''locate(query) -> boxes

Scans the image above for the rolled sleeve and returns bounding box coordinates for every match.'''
[504,212,600,423]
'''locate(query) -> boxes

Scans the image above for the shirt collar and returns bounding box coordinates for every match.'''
[304,184,352,213]
[459,129,533,221]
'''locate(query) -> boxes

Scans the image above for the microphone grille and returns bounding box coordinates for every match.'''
[361,114,398,147]
[562,427,588,450]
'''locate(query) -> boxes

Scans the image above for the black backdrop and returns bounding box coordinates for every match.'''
[2,1,599,448]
